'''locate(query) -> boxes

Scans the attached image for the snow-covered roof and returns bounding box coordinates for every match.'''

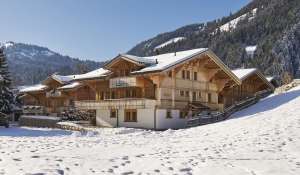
[51,74,74,84]
[232,68,274,89]
[232,68,257,80]
[130,48,208,74]
[119,54,157,65]
[19,84,48,93]
[72,68,110,80]
[58,82,82,90]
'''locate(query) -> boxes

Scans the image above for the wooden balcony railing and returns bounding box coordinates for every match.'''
[46,90,62,98]
[109,77,137,88]
[75,98,157,110]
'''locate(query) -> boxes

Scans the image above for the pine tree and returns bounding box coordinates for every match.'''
[0,48,14,114]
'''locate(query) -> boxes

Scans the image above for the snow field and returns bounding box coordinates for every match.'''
[0,86,300,174]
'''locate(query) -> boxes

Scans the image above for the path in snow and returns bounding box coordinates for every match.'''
[1,88,300,175]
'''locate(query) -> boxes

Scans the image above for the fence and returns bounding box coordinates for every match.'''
[186,90,271,127]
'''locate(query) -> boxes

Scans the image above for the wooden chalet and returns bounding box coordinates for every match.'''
[20,48,274,129]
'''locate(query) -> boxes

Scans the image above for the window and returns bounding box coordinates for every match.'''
[218,94,224,103]
[110,109,117,118]
[126,90,130,98]
[131,89,136,98]
[182,70,185,79]
[194,72,198,81]
[186,71,190,79]
[105,92,110,99]
[180,90,185,97]
[100,92,104,100]
[208,93,212,103]
[111,91,116,99]
[168,71,172,78]
[166,110,172,119]
[198,92,202,100]
[180,111,186,119]
[185,91,189,97]
[192,92,197,101]
[125,70,130,76]
[124,109,137,122]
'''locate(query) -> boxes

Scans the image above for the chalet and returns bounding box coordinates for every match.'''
[19,68,109,114]
[20,48,274,129]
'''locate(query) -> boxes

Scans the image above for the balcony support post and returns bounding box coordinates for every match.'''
[171,69,176,108]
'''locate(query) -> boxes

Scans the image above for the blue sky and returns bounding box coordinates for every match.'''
[0,0,250,61]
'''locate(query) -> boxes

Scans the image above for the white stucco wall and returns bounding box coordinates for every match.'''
[96,108,155,129]
[96,109,117,127]
[119,109,155,129]
[97,108,188,130]
[156,109,187,130]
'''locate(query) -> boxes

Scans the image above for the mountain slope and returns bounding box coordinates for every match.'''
[128,0,300,83]
[0,42,104,86]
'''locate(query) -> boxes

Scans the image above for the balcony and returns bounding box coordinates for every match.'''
[109,77,137,88]
[175,78,218,91]
[75,98,157,110]
[46,90,62,98]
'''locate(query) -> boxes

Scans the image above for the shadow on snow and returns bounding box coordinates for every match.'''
[0,127,72,137]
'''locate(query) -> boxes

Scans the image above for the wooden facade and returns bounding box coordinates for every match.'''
[21,78,95,114]
[20,48,274,129]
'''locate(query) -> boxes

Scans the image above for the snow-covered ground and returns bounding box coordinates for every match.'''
[1,87,300,175]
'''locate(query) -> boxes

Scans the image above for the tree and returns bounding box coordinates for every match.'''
[282,71,292,85]
[0,48,14,114]
[76,63,89,74]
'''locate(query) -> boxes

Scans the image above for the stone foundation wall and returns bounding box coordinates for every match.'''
[19,115,61,128]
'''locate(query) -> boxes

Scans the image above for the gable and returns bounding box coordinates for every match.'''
[105,55,148,70]
[131,49,241,86]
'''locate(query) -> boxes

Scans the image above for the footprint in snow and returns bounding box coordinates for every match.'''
[12,158,21,161]
[168,167,174,171]
[135,154,144,158]
[122,156,129,160]
[121,171,134,175]
[180,167,192,172]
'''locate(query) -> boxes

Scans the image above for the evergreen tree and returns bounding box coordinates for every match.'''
[0,48,14,114]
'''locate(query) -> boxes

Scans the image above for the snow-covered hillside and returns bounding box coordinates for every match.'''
[0,41,102,85]
[218,8,257,32]
[154,37,186,50]
[245,45,257,56]
[1,86,300,174]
